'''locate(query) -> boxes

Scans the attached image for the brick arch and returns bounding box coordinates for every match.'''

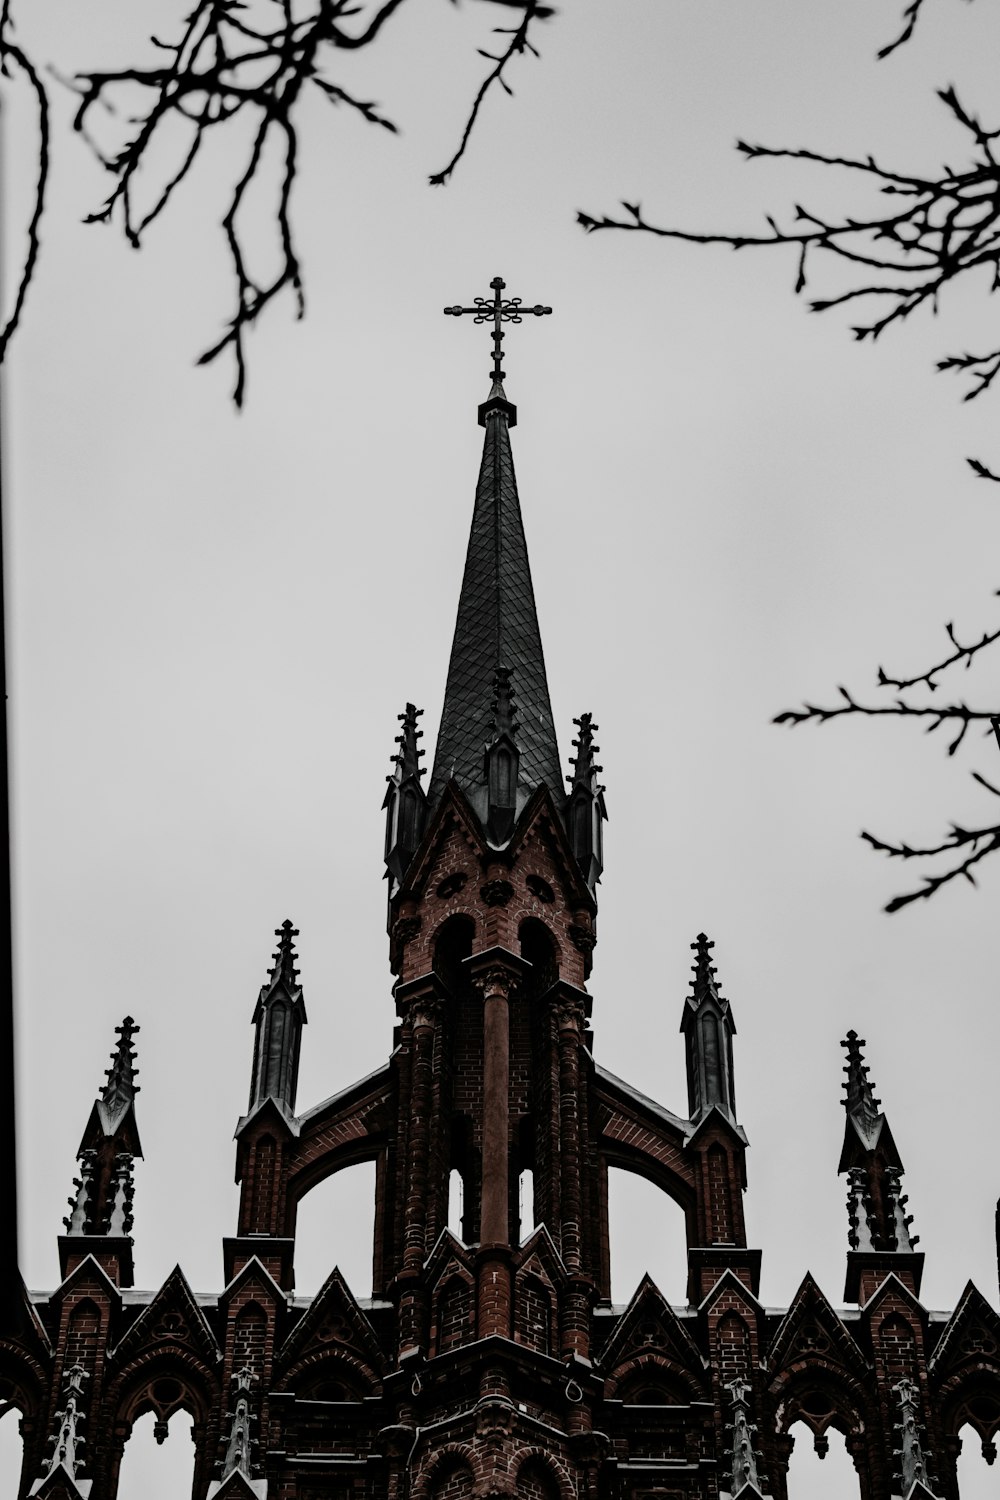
[518,917,561,991]
[411,1443,476,1500]
[0,1342,49,1418]
[433,1272,475,1355]
[108,1348,219,1429]
[937,1364,1000,1449]
[714,1311,751,1381]
[432,913,477,992]
[231,1300,268,1374]
[516,1455,561,1500]
[600,1146,696,1224]
[768,1359,871,1442]
[514,1269,555,1355]
[511,1446,575,1500]
[605,1350,707,1403]
[280,1347,380,1399]
[873,1310,919,1380]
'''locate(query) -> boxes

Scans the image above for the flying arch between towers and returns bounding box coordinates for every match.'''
[5,281,1000,1500]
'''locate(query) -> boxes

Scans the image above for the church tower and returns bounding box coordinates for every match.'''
[6,280,1000,1499]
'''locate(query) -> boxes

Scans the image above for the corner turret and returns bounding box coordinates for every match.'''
[566,712,606,890]
[383,703,427,892]
[59,1017,142,1286]
[680,933,737,1124]
[248,920,307,1118]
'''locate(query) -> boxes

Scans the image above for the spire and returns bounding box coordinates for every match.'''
[248,921,307,1116]
[566,713,607,890]
[383,702,427,887]
[98,1014,140,1133]
[680,933,737,1124]
[840,1031,919,1257]
[62,1018,142,1279]
[427,377,563,829]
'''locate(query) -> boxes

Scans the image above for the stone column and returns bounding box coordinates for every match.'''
[479,965,512,1246]
[394,975,441,1356]
[553,985,594,1360]
[465,948,524,1340]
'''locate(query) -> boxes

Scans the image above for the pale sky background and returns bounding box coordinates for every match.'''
[4,0,1000,1493]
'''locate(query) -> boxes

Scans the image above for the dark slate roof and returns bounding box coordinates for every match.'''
[428,387,563,814]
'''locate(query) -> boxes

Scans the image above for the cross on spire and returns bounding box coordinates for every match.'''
[444,275,552,386]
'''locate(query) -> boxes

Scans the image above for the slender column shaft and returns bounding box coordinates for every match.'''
[480,973,511,1245]
[403,998,438,1267]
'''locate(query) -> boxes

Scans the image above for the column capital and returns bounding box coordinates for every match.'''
[548,979,591,1030]
[463,946,531,1001]
[393,971,444,1023]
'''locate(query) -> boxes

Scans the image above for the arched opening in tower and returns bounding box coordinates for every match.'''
[956,1419,997,1498]
[117,1409,195,1500]
[519,1166,536,1240]
[606,1166,689,1305]
[293,1158,377,1297]
[447,1166,465,1241]
[783,1419,859,1498]
[0,1401,24,1498]
[432,913,474,997]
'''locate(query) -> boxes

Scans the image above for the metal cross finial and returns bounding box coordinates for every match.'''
[444,275,552,385]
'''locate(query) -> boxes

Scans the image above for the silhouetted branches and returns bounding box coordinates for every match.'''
[579,86,1000,405]
[428,1,545,187]
[775,589,1000,910]
[0,3,49,362]
[4,0,548,405]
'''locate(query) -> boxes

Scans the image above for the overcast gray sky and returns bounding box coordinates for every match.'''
[4,0,1000,1492]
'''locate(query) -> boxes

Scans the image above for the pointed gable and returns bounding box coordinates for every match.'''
[112,1266,220,1369]
[277,1266,382,1378]
[928,1280,1000,1377]
[600,1274,706,1387]
[767,1274,867,1379]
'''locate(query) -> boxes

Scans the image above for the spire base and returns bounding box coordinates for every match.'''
[845,1248,925,1305]
[478,394,517,428]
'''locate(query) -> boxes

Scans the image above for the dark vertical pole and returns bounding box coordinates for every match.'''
[0,91,21,1333]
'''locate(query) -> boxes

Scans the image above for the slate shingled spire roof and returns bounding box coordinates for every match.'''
[428,376,563,819]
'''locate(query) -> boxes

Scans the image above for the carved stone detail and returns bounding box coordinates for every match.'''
[568,922,596,955]
[480,879,514,907]
[392,916,422,947]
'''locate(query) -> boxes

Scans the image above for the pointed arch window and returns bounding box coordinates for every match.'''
[116,1409,196,1500]
[0,1401,24,1498]
[957,1418,997,1497]
[784,1419,859,1498]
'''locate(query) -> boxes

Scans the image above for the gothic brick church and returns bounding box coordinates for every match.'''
[4,284,1000,1499]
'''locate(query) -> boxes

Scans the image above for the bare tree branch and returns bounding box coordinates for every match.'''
[861,814,1000,912]
[775,477,1000,911]
[3,0,548,403]
[578,86,1000,404]
[0,6,49,360]
[428,0,546,187]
